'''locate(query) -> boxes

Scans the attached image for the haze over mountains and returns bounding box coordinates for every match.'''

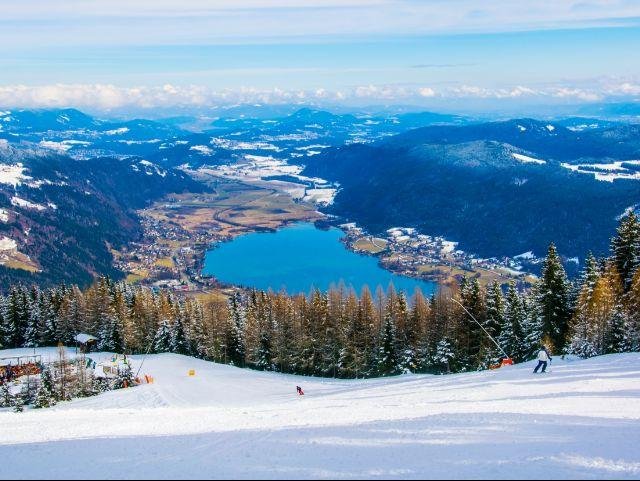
[0,106,639,286]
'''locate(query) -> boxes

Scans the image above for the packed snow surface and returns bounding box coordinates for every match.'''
[1,349,639,480]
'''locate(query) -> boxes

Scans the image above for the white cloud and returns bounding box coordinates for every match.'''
[0,81,637,111]
[550,87,603,102]
[606,82,640,96]
[418,87,436,98]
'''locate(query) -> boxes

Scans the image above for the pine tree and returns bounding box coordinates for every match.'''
[3,287,25,348]
[153,319,172,352]
[170,316,190,355]
[521,294,543,360]
[0,383,14,408]
[567,254,602,357]
[23,288,40,348]
[433,338,455,374]
[13,395,24,413]
[0,298,5,349]
[376,315,400,376]
[605,308,627,354]
[98,315,124,353]
[255,331,274,371]
[538,243,572,352]
[114,364,135,390]
[625,269,640,351]
[460,278,486,369]
[611,212,640,291]
[226,293,246,367]
[40,292,60,346]
[498,284,526,362]
[34,367,57,408]
[485,281,505,339]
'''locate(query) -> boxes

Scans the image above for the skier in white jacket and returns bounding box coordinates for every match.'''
[533,346,552,373]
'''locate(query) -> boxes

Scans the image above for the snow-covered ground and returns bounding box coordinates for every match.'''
[561,160,640,182]
[1,349,639,479]
[512,152,546,165]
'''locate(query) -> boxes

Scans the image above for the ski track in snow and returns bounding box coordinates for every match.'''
[1,349,640,479]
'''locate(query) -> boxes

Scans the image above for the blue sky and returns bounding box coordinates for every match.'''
[1,0,639,111]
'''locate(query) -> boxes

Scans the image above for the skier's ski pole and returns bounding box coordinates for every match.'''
[451,297,511,360]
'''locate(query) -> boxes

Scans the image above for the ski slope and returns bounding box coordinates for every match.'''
[1,349,640,479]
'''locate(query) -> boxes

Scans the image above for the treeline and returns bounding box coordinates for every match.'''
[1,214,640,377]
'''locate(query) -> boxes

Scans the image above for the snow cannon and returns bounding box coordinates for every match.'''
[489,357,514,370]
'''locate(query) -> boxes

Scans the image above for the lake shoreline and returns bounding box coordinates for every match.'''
[201,221,438,296]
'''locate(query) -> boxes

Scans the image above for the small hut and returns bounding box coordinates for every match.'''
[74,333,98,354]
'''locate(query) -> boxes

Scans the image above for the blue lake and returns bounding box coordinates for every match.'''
[202,222,437,295]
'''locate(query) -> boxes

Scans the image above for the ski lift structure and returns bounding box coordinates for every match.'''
[451,298,514,369]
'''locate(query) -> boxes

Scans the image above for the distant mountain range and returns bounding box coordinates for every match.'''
[303,118,640,262]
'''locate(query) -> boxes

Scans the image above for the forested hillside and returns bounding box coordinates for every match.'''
[304,119,640,259]
[0,145,203,287]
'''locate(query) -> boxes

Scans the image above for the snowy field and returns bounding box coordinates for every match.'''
[1,348,640,479]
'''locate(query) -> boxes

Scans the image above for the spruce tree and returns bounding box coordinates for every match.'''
[98,316,124,353]
[625,269,640,351]
[0,299,5,349]
[4,287,25,348]
[34,367,57,408]
[498,284,526,362]
[485,281,505,340]
[538,243,572,352]
[376,315,400,376]
[460,278,486,369]
[23,287,40,348]
[521,295,543,360]
[40,293,60,346]
[0,383,14,408]
[170,316,190,355]
[432,338,455,374]
[568,255,602,357]
[227,293,246,367]
[255,331,274,371]
[153,319,172,353]
[13,395,24,413]
[611,212,640,291]
[605,308,627,354]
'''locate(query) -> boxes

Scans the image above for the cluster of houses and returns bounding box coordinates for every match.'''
[342,223,538,280]
[114,213,223,292]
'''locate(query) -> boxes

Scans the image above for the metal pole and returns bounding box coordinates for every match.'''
[135,331,158,379]
[451,297,510,359]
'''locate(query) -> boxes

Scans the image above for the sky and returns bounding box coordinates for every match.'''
[1,0,640,112]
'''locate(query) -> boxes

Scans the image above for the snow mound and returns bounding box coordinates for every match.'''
[1,349,639,479]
